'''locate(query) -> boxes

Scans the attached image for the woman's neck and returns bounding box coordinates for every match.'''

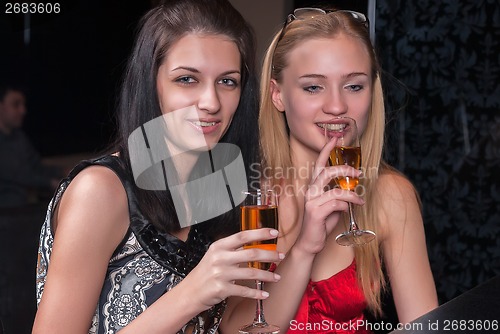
[168,152,199,184]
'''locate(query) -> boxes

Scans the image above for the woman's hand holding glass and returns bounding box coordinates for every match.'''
[292,130,365,256]
[324,117,376,246]
[182,227,282,311]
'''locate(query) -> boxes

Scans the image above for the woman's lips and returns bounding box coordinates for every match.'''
[316,122,348,138]
[316,122,347,131]
[188,119,221,134]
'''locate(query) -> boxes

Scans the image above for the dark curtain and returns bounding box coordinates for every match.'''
[376,0,500,303]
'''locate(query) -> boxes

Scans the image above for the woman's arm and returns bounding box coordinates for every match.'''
[119,228,283,333]
[32,166,130,333]
[379,172,438,323]
[33,166,284,333]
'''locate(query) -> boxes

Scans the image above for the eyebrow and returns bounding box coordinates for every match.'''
[299,74,326,79]
[171,66,241,76]
[172,66,200,73]
[299,72,368,79]
[343,72,368,79]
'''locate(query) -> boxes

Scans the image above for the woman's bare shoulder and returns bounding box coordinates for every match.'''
[53,165,129,236]
[68,165,126,198]
[376,169,419,202]
[375,169,422,239]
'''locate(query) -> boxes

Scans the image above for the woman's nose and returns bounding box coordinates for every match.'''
[197,84,221,114]
[323,89,347,116]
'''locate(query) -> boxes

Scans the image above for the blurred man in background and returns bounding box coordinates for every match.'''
[0,83,63,208]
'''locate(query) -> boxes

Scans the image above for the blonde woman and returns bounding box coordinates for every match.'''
[222,7,437,333]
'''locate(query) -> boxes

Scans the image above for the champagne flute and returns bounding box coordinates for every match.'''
[324,116,376,246]
[239,189,280,334]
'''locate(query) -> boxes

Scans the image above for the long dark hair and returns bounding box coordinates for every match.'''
[112,0,259,237]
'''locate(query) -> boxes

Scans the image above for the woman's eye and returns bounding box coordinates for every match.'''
[218,78,239,88]
[176,76,197,84]
[304,85,322,93]
[345,84,363,92]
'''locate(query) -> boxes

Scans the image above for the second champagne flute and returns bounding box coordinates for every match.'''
[239,189,280,334]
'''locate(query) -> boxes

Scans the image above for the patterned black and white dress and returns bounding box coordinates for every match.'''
[36,155,225,334]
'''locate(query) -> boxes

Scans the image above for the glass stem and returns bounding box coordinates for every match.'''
[253,280,268,324]
[348,202,359,232]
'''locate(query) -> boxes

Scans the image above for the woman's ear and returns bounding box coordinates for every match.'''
[270,79,285,112]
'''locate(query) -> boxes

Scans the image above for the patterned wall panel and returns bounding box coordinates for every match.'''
[376,0,500,302]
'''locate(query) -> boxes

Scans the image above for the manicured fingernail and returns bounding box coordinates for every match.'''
[274,273,281,280]
[270,229,279,236]
[278,252,285,260]
[262,291,270,298]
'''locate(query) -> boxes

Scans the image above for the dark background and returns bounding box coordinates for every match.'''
[1,0,499,333]
[1,1,153,333]
[0,0,152,156]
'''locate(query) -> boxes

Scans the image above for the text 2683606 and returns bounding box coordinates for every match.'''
[5,3,60,14]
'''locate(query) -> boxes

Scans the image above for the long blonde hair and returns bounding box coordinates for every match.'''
[259,9,387,316]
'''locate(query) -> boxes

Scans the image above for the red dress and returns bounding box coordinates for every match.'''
[286,260,372,333]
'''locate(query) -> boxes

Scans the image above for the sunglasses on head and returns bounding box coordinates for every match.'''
[277,7,369,42]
